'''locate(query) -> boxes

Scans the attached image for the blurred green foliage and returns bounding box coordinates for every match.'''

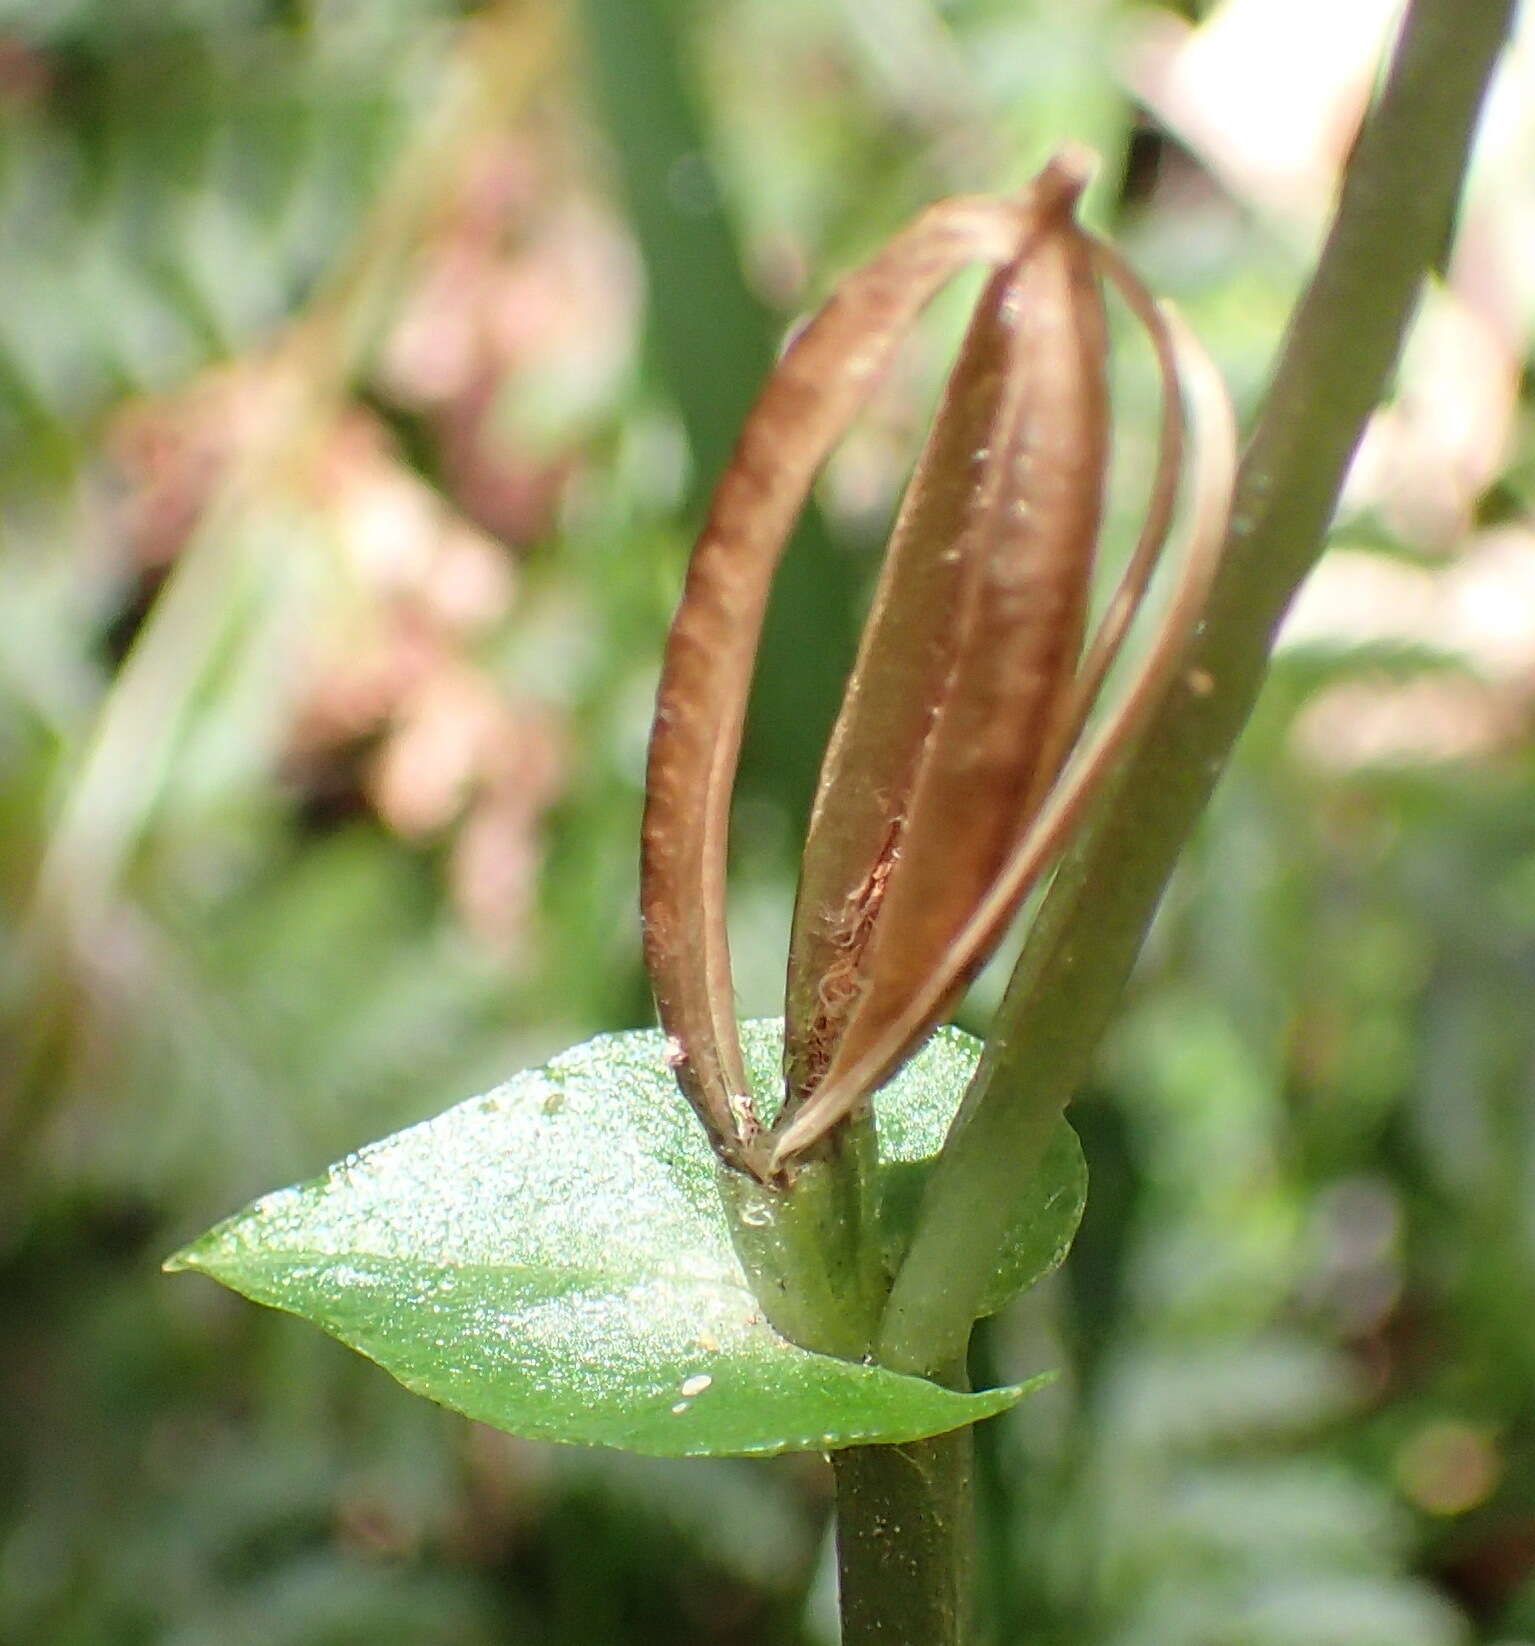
[2,0,1533,1642]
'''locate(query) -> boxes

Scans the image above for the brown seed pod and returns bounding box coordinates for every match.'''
[639,151,1236,1182]
[782,161,1109,1130]
[641,186,1041,1173]
[770,289,1235,1169]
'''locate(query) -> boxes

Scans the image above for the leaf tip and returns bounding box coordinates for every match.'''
[162,1221,236,1279]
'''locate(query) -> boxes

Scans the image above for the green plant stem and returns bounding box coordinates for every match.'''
[833,1426,975,1645]
[718,1113,887,1361]
[877,0,1517,1379]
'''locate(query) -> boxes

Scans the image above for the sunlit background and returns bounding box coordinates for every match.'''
[3,0,1535,1641]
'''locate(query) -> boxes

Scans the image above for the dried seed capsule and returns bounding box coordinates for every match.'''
[770,288,1235,1169]
[782,161,1108,1127]
[641,190,1035,1173]
[640,149,1237,1182]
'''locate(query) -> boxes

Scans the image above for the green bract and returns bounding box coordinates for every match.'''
[168,1021,1083,1458]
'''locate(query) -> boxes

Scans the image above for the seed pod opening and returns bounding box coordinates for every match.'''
[640,187,1039,1175]
[639,151,1236,1183]
[769,287,1235,1171]
[782,164,1108,1131]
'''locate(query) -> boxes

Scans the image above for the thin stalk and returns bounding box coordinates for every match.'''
[877,0,1517,1378]
[718,1113,888,1361]
[833,1426,976,1646]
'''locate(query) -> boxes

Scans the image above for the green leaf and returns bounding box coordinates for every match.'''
[878,1123,1086,1320]
[167,1021,1057,1458]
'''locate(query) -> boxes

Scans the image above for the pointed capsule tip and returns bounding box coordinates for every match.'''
[1021,146,1098,225]
[1002,148,1097,241]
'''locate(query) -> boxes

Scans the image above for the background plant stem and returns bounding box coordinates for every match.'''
[874,0,1519,1380]
[577,0,859,829]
